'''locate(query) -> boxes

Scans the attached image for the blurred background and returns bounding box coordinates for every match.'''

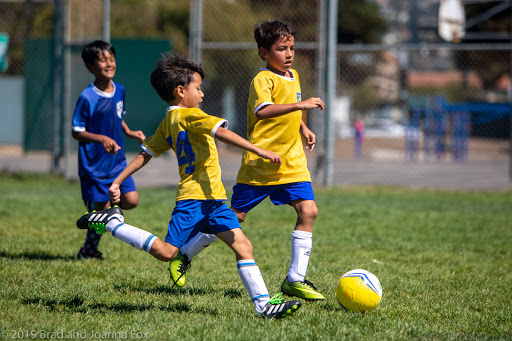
[0,0,511,189]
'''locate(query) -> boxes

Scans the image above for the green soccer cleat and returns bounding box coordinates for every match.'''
[76,206,124,234]
[169,252,191,288]
[255,293,301,319]
[281,277,326,301]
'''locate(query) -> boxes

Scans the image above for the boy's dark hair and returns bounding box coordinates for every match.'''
[81,40,115,66]
[254,20,296,53]
[150,52,205,103]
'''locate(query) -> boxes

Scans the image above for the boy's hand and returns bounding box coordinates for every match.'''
[101,136,121,154]
[255,148,282,165]
[131,130,146,144]
[302,126,316,152]
[109,183,121,204]
[298,97,324,110]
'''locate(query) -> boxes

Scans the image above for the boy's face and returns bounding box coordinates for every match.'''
[260,35,295,76]
[180,72,204,108]
[87,50,116,82]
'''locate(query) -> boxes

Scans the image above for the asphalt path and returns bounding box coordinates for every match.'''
[1,147,511,191]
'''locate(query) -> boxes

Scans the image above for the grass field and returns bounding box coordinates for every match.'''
[1,173,511,340]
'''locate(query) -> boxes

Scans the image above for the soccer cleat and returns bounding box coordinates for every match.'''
[169,252,191,288]
[77,249,104,261]
[76,206,124,234]
[255,293,301,319]
[281,277,326,301]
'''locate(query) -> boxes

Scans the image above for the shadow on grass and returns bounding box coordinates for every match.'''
[21,295,218,315]
[0,251,75,261]
[113,283,216,297]
[223,288,243,299]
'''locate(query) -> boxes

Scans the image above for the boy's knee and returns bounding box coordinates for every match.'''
[120,192,139,210]
[121,201,138,210]
[231,207,246,223]
[300,203,318,220]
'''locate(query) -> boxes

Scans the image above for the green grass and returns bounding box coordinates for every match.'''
[1,173,511,340]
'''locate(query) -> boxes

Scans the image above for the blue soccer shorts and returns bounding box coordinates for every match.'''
[231,181,315,213]
[80,175,137,203]
[165,200,241,248]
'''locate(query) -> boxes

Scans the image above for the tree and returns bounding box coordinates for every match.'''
[454,2,511,90]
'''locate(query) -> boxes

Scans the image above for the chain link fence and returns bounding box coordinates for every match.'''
[0,0,511,189]
[333,44,511,164]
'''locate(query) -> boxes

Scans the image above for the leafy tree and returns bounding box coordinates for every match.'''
[454,2,511,90]
[338,0,388,44]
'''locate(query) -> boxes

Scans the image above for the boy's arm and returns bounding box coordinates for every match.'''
[109,151,152,203]
[255,97,324,120]
[122,120,146,144]
[214,127,282,165]
[72,130,121,154]
[300,119,316,152]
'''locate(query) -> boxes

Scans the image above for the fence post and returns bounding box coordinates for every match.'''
[52,0,63,174]
[189,0,203,63]
[323,0,338,186]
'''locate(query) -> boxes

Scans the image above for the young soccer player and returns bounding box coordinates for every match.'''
[72,40,146,260]
[76,52,301,319]
[171,20,326,301]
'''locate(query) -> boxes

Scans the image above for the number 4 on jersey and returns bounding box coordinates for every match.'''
[176,131,196,174]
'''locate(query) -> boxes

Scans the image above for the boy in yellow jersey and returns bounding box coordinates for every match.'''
[75,52,302,319]
[173,20,325,301]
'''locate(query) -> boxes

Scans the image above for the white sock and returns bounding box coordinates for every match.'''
[106,215,124,232]
[287,230,312,283]
[180,232,217,259]
[108,222,158,253]
[237,259,270,311]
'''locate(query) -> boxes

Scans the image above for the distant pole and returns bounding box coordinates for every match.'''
[52,0,63,174]
[62,0,72,179]
[509,6,512,181]
[323,0,338,186]
[189,0,203,63]
[103,0,110,42]
[315,0,326,184]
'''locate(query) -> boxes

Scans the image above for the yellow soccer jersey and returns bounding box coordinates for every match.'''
[237,68,311,185]
[142,106,228,201]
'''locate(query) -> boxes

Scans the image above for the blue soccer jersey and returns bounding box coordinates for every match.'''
[72,81,128,181]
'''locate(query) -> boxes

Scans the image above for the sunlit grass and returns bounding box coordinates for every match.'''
[1,175,511,340]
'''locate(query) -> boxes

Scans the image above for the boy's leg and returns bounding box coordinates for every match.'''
[77,200,109,260]
[169,232,217,287]
[77,207,166,259]
[170,184,268,286]
[119,191,139,210]
[281,198,325,300]
[118,176,139,210]
[216,228,301,319]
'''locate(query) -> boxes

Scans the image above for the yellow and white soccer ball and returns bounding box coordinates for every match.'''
[336,269,382,312]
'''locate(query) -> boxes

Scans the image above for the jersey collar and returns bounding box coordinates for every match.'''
[92,81,116,98]
[260,67,295,81]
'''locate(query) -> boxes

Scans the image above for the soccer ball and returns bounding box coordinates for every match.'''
[336,269,382,312]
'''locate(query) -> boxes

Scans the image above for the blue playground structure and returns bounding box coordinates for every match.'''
[406,96,511,161]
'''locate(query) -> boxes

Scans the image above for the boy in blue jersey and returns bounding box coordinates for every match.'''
[72,40,146,260]
[75,53,301,319]
[172,20,326,301]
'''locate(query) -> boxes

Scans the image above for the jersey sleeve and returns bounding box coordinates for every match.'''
[72,95,91,132]
[249,73,274,115]
[141,115,173,157]
[183,109,226,137]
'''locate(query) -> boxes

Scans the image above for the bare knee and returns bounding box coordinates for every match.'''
[120,192,139,210]
[231,207,247,223]
[297,201,318,221]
